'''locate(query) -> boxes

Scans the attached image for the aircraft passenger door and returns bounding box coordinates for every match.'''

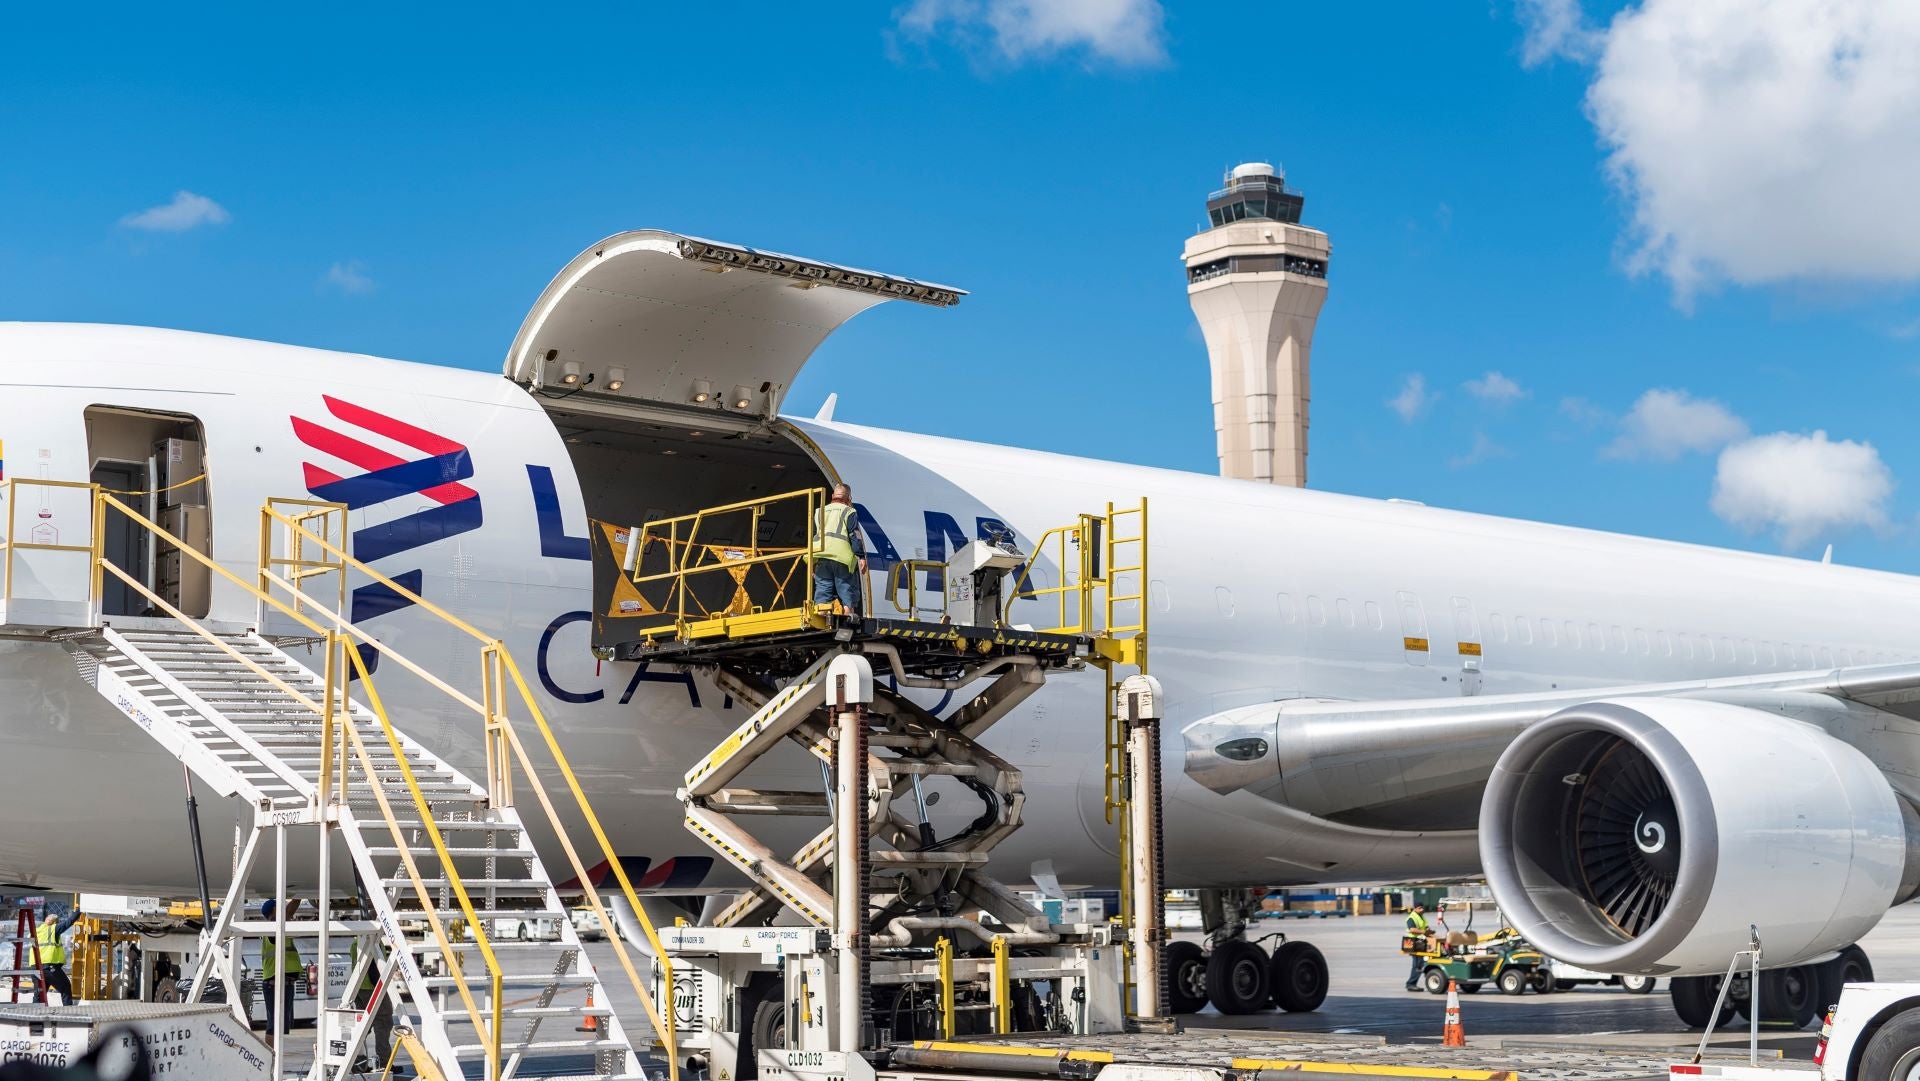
[1396,591,1429,666]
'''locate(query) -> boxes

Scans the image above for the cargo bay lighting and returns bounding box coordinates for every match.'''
[606,366,626,393]
[690,378,713,404]
[730,385,754,410]
[560,360,582,386]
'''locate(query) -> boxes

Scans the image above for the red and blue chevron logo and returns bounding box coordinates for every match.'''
[290,395,484,628]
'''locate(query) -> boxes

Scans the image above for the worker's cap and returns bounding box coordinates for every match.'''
[260,898,300,919]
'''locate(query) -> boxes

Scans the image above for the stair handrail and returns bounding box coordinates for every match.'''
[81,493,509,1078]
[259,504,680,1077]
[1,477,105,616]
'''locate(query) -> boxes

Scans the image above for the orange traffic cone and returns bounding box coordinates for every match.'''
[1442,980,1466,1047]
[1814,1008,1836,1066]
[578,991,599,1033]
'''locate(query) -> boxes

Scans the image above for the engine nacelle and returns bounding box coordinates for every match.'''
[1480,697,1919,975]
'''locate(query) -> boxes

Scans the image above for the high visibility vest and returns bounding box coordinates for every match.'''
[34,920,64,966]
[1406,911,1430,933]
[260,939,303,980]
[812,503,858,571]
[351,939,376,992]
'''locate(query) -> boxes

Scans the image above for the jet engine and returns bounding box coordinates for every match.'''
[1479,697,1920,975]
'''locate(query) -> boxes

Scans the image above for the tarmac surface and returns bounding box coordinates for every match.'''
[580,901,1920,1067]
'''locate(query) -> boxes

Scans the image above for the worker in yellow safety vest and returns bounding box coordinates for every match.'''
[33,906,82,1005]
[258,898,304,1046]
[1403,903,1432,991]
[810,484,868,619]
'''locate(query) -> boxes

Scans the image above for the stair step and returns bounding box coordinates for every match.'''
[389,909,565,921]
[420,972,597,990]
[449,1038,620,1056]
[366,848,537,859]
[505,1006,612,1018]
[380,821,516,832]
[404,879,550,891]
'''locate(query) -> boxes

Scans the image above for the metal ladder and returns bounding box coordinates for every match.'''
[76,624,641,1079]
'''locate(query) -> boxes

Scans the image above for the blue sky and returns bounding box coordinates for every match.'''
[7,2,1920,569]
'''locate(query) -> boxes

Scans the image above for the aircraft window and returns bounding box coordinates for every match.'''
[1396,591,1427,636]
[1564,621,1582,649]
[1307,595,1327,626]
[1741,638,1757,664]
[1588,623,1605,652]
[1150,579,1170,612]
[1450,596,1478,645]
[1488,611,1507,643]
[1364,600,1384,630]
[1657,630,1671,656]
[1634,628,1649,654]
[1719,637,1736,664]
[1514,617,1533,645]
[1612,626,1628,652]
[1539,618,1557,646]
[1819,645,1835,667]
[1677,632,1693,659]
[1700,636,1715,662]
[1839,647,1854,666]
[1277,593,1296,623]
[1215,587,1235,617]
[1336,598,1355,628]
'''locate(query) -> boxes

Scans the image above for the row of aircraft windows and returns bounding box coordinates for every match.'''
[1243,588,1909,669]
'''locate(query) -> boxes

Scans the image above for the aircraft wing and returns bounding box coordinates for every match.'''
[1181,660,1920,827]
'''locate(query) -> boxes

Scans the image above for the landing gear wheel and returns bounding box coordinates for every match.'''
[1819,945,1873,1016]
[1499,968,1528,996]
[1207,939,1271,1015]
[1531,971,1556,994]
[1269,942,1329,1013]
[1620,975,1657,995]
[1859,1006,1920,1081]
[1165,941,1209,1014]
[1422,967,1450,995]
[1671,975,1737,1029]
[1757,967,1820,1030]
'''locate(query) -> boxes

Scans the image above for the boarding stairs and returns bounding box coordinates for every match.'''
[74,624,642,1078]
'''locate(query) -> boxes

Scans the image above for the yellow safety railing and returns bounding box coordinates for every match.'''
[886,558,950,620]
[623,487,828,641]
[23,484,515,1079]
[1,477,100,614]
[259,505,679,1079]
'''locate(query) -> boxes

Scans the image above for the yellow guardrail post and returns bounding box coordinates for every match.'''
[991,937,1012,1034]
[936,936,955,1039]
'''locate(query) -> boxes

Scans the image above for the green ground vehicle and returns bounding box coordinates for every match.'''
[1403,897,1557,996]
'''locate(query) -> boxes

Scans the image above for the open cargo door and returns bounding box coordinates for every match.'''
[504,230,963,421]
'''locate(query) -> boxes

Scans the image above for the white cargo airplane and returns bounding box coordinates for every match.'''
[2,231,1916,1029]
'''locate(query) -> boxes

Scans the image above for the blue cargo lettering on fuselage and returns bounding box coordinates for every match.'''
[529,465,591,561]
[853,503,899,575]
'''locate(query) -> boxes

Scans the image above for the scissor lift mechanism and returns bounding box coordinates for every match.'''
[615,497,1163,1081]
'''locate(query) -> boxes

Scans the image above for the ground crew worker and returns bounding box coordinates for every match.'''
[810,484,867,618]
[1404,903,1431,991]
[350,938,398,1075]
[32,905,82,1005]
[258,898,303,1047]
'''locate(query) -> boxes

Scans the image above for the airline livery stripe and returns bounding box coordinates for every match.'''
[291,416,477,505]
[322,393,465,456]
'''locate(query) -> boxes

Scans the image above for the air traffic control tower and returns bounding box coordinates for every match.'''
[1183,162,1330,487]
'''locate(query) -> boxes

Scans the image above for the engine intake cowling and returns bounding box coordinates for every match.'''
[1479,697,1914,975]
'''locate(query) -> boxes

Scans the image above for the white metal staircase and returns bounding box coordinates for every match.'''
[79,625,643,1080]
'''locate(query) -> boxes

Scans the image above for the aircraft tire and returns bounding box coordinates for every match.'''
[1818,945,1873,1014]
[1620,975,1657,994]
[1269,941,1328,1012]
[1165,941,1209,1014]
[1671,975,1736,1029]
[1755,967,1820,1029]
[1206,939,1270,1015]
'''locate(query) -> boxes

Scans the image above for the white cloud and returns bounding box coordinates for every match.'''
[120,191,230,232]
[1575,0,1920,302]
[1386,374,1437,423]
[322,261,375,295]
[1516,0,1599,66]
[1711,431,1894,549]
[1450,432,1509,469]
[894,0,1167,66]
[1603,388,1748,461]
[1464,370,1527,404]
